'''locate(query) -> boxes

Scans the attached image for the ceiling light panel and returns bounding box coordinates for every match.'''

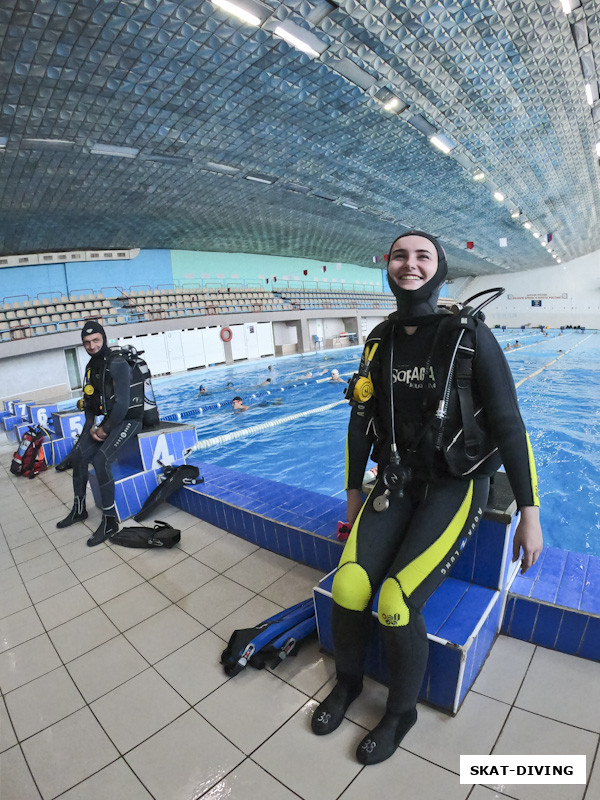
[328,57,378,90]
[273,21,328,59]
[211,0,270,26]
[0,0,597,274]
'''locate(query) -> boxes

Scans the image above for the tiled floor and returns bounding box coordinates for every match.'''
[0,432,598,800]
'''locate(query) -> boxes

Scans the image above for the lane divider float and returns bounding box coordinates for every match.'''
[183,399,348,456]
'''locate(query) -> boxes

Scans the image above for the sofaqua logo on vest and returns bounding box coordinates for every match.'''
[392,365,436,389]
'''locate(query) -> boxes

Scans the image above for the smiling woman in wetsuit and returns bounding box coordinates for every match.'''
[311,231,543,765]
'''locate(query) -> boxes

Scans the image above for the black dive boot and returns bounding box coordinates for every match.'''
[87,515,119,547]
[56,498,87,528]
[356,707,418,765]
[311,674,363,735]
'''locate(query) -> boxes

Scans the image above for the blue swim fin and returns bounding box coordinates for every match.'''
[249,612,317,670]
[220,598,315,677]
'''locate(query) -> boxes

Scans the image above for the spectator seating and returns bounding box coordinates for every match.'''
[0,286,408,341]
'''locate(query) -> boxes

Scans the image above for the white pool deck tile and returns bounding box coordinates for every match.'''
[0,433,598,800]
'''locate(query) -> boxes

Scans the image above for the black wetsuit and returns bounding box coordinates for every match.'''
[333,315,539,716]
[72,352,143,516]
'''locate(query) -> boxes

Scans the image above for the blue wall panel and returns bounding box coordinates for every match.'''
[0,263,68,302]
[66,250,172,295]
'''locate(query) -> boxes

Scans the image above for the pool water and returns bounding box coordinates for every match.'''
[152,330,600,557]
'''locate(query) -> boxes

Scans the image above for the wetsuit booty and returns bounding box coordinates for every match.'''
[311,679,363,735]
[56,498,87,528]
[87,515,119,547]
[356,708,418,765]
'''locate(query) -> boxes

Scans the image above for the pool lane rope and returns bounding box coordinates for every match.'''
[514,334,593,389]
[183,399,348,456]
[161,371,354,422]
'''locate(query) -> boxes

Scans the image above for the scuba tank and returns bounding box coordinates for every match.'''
[123,346,160,428]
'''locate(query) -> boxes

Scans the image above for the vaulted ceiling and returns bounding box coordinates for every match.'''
[1,0,599,277]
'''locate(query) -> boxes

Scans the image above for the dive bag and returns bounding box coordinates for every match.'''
[109,520,180,549]
[10,425,48,479]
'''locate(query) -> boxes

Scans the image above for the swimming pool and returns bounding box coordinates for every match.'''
[153,329,600,557]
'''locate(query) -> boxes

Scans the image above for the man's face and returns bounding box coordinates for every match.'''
[83,333,104,355]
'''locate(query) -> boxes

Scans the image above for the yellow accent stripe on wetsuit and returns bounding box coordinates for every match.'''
[526,433,540,507]
[344,430,350,491]
[394,481,474,599]
[332,485,376,611]
[337,485,374,568]
[344,341,379,490]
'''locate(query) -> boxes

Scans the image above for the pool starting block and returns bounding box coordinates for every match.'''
[2,400,36,438]
[313,474,521,714]
[87,422,198,521]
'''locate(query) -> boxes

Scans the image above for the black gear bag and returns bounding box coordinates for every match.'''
[109,521,180,549]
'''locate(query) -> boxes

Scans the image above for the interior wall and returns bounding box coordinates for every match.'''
[117,321,274,376]
[322,318,347,338]
[171,250,386,291]
[0,249,387,303]
[458,250,600,328]
[0,350,71,404]
[272,321,298,346]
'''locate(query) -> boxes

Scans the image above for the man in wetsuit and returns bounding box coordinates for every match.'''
[312,231,542,765]
[56,321,143,546]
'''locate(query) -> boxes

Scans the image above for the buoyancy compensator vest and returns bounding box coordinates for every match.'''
[82,345,159,429]
[349,288,505,480]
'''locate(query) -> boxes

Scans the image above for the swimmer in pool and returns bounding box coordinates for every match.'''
[231,396,249,411]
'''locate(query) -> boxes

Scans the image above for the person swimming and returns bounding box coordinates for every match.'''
[231,396,249,411]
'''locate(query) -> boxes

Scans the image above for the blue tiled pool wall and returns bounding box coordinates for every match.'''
[501,546,600,661]
[89,463,164,522]
[169,462,346,572]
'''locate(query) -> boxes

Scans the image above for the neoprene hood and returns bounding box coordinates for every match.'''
[387,230,448,320]
[81,320,109,356]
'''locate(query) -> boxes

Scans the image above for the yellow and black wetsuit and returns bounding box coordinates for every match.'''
[332,315,538,729]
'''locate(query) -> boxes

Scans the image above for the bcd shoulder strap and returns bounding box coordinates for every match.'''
[452,316,480,459]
